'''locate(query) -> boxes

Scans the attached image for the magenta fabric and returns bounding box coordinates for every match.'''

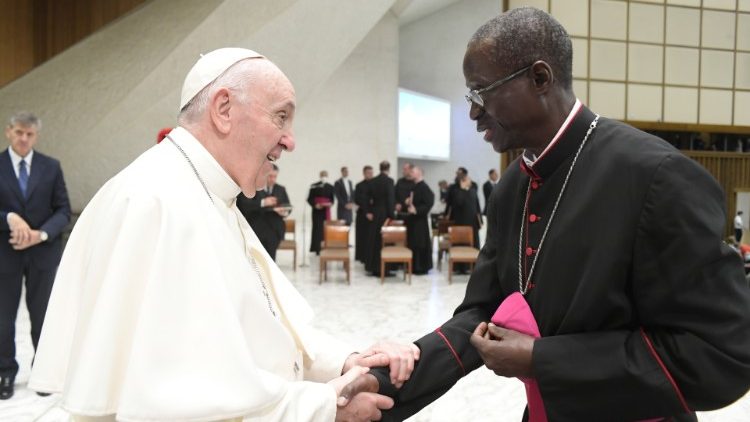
[491,292,547,422]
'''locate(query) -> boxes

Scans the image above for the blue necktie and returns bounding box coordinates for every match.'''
[18,160,28,198]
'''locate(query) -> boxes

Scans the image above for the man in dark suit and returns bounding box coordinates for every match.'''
[307,170,335,255]
[334,166,354,225]
[482,168,499,215]
[0,112,70,400]
[354,165,373,263]
[364,161,395,277]
[237,164,290,261]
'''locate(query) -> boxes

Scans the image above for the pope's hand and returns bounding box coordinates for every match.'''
[343,341,420,388]
[469,322,535,378]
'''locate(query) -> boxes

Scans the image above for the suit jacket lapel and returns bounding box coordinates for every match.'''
[0,150,25,202]
[25,153,46,200]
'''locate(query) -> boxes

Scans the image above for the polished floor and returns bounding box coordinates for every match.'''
[1,246,748,421]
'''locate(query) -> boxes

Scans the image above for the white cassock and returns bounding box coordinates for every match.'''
[29,127,353,421]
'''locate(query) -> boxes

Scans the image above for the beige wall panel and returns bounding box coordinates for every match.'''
[699,89,733,124]
[591,0,628,40]
[666,6,700,46]
[509,0,548,10]
[735,92,750,125]
[666,0,700,6]
[737,52,750,88]
[629,43,663,83]
[702,10,736,50]
[664,87,698,122]
[703,0,737,10]
[573,79,589,104]
[589,81,626,119]
[551,0,589,37]
[627,84,663,120]
[741,0,750,12]
[738,13,750,51]
[629,2,664,44]
[665,46,699,85]
[590,40,627,80]
[701,49,735,88]
[572,38,588,78]
[637,0,665,3]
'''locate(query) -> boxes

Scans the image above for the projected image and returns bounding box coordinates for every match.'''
[398,88,451,161]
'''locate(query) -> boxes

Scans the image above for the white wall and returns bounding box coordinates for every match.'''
[398,0,502,213]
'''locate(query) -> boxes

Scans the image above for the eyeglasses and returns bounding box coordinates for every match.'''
[464,64,533,108]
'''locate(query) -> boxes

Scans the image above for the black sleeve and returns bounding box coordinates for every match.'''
[374,191,506,421]
[277,186,290,206]
[40,161,71,240]
[306,186,315,207]
[532,154,750,420]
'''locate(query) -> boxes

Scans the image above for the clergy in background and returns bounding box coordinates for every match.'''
[354,165,374,263]
[446,167,482,252]
[482,168,498,215]
[236,163,290,261]
[334,166,354,225]
[394,162,414,217]
[307,170,335,255]
[28,48,418,422]
[404,166,434,275]
[364,161,395,277]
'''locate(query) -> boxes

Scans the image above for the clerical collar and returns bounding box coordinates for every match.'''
[168,127,240,207]
[520,101,597,181]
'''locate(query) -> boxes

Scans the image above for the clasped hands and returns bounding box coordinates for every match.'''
[329,341,420,421]
[469,322,535,379]
[7,213,42,250]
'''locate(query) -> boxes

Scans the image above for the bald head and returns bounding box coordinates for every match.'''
[470,7,572,90]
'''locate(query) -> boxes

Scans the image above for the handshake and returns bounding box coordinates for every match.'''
[328,341,420,422]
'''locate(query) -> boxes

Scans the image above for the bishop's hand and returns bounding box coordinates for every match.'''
[470,322,535,378]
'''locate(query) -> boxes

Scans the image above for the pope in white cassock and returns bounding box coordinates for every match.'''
[28,48,418,421]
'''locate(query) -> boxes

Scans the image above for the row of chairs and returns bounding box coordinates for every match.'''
[274,218,480,283]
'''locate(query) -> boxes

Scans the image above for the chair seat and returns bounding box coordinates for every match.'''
[320,248,349,259]
[449,246,479,260]
[278,240,296,249]
[381,246,412,260]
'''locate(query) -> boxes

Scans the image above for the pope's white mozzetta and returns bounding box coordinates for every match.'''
[28,127,353,421]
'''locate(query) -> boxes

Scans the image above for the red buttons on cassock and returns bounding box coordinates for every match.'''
[529,214,539,223]
[531,181,540,190]
[526,247,535,256]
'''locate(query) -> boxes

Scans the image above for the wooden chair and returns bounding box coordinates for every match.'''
[277,218,296,271]
[447,225,479,284]
[436,219,453,270]
[321,219,347,250]
[380,226,412,285]
[319,225,351,284]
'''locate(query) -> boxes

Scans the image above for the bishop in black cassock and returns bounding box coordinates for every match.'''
[358,8,750,422]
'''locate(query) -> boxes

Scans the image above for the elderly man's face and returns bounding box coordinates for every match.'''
[463,40,536,153]
[231,64,296,195]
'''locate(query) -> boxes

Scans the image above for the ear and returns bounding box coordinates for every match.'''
[208,87,232,135]
[530,61,554,94]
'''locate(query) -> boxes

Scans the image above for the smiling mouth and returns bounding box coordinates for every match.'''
[267,154,277,162]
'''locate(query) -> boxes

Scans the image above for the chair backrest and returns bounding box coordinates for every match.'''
[324,225,349,248]
[284,218,296,240]
[449,225,474,247]
[386,219,405,226]
[324,219,346,227]
[381,226,407,247]
[437,219,453,236]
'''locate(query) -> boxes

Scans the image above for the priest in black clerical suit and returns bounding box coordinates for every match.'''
[307,170,335,254]
[364,161,395,276]
[354,166,374,263]
[334,166,355,225]
[355,8,750,422]
[446,167,482,250]
[236,165,290,261]
[404,167,434,275]
[394,162,415,216]
[482,169,498,215]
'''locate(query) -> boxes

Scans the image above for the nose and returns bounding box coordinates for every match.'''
[468,101,484,121]
[280,129,295,153]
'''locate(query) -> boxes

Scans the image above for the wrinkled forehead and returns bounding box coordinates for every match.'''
[463,39,506,78]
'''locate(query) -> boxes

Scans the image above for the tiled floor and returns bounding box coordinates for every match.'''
[1,248,748,421]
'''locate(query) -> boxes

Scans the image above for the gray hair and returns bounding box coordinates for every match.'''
[9,112,42,130]
[178,58,261,125]
[470,7,573,90]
